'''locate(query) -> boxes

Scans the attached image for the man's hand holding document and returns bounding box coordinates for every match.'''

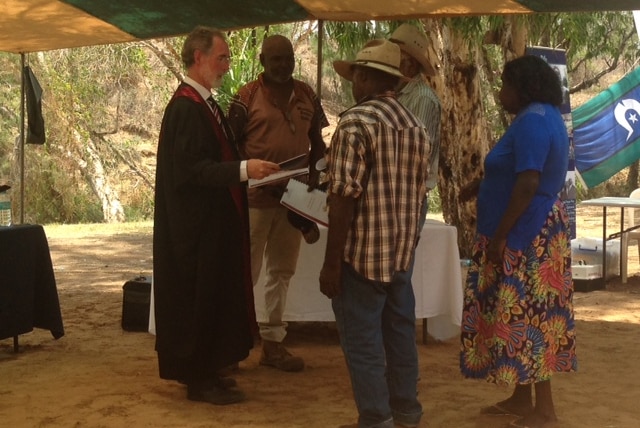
[248,153,309,188]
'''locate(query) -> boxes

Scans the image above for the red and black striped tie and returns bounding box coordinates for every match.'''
[206,96,227,137]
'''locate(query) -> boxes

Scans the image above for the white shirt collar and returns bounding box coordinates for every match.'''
[183,76,212,101]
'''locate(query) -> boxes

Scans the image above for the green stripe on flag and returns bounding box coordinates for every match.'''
[581,136,640,187]
[573,67,640,129]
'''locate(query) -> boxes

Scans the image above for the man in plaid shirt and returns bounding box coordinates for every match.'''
[320,39,431,428]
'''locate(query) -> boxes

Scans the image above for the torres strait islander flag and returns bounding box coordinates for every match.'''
[573,66,640,188]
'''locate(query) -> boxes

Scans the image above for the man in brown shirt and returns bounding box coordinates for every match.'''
[227,34,328,372]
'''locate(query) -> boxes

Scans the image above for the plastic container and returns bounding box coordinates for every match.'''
[571,237,620,276]
[0,190,11,226]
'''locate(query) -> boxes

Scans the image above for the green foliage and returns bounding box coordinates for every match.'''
[122,189,154,221]
[528,12,638,68]
[324,21,386,56]
[0,53,21,181]
[217,23,309,110]
[21,153,103,224]
[216,28,263,110]
[1,16,639,224]
[3,44,165,224]
[322,21,397,104]
[427,187,442,213]
[444,16,492,46]
[45,44,156,131]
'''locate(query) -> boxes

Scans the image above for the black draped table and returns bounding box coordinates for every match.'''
[0,224,64,352]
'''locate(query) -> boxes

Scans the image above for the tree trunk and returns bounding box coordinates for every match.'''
[34,52,126,224]
[628,162,639,193]
[75,131,126,223]
[423,20,493,257]
[500,16,527,60]
[420,17,528,257]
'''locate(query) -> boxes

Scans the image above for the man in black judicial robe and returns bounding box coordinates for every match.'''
[153,26,279,405]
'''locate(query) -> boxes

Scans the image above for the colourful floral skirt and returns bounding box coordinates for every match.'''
[460,200,577,385]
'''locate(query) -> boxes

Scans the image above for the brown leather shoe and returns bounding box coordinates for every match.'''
[187,384,246,405]
[260,340,305,372]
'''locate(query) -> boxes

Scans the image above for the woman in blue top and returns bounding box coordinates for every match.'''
[460,55,577,428]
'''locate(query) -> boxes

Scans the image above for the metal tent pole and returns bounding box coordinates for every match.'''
[316,20,324,99]
[19,53,25,224]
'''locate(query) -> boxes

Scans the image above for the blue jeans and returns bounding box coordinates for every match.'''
[332,263,422,428]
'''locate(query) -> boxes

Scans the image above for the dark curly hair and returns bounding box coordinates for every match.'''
[502,55,563,107]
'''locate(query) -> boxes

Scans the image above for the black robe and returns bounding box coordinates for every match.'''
[153,83,254,382]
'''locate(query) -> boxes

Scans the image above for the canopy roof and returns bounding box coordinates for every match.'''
[3,0,639,53]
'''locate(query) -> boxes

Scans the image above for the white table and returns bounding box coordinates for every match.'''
[580,197,640,283]
[254,219,463,342]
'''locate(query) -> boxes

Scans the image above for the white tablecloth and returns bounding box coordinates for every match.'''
[254,219,463,341]
[150,219,464,341]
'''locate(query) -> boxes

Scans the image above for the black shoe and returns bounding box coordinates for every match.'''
[215,376,237,389]
[217,363,240,377]
[187,384,246,405]
[178,376,237,389]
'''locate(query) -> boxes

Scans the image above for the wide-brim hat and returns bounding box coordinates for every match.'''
[333,39,405,82]
[389,24,436,77]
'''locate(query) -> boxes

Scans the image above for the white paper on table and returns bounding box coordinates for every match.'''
[280,178,329,226]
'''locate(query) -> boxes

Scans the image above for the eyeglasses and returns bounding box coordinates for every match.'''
[216,55,232,64]
[283,110,296,134]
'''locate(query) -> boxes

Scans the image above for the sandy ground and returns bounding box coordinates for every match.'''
[2,206,640,428]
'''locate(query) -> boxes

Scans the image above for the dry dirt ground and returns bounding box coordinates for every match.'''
[2,206,640,428]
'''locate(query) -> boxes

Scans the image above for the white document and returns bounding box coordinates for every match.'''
[280,178,329,226]
[248,154,309,188]
[248,168,308,188]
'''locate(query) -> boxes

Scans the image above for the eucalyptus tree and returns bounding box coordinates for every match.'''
[323,18,502,253]
[436,12,638,255]
[429,16,527,254]
[326,12,638,255]
[24,43,162,223]
[0,53,21,187]
[2,13,636,228]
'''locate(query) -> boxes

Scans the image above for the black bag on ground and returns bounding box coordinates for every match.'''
[121,276,151,332]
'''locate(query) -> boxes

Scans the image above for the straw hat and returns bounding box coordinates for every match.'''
[389,24,436,76]
[333,39,405,82]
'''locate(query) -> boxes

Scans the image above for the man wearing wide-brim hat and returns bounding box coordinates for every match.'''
[389,23,441,201]
[320,39,430,428]
[389,25,442,338]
